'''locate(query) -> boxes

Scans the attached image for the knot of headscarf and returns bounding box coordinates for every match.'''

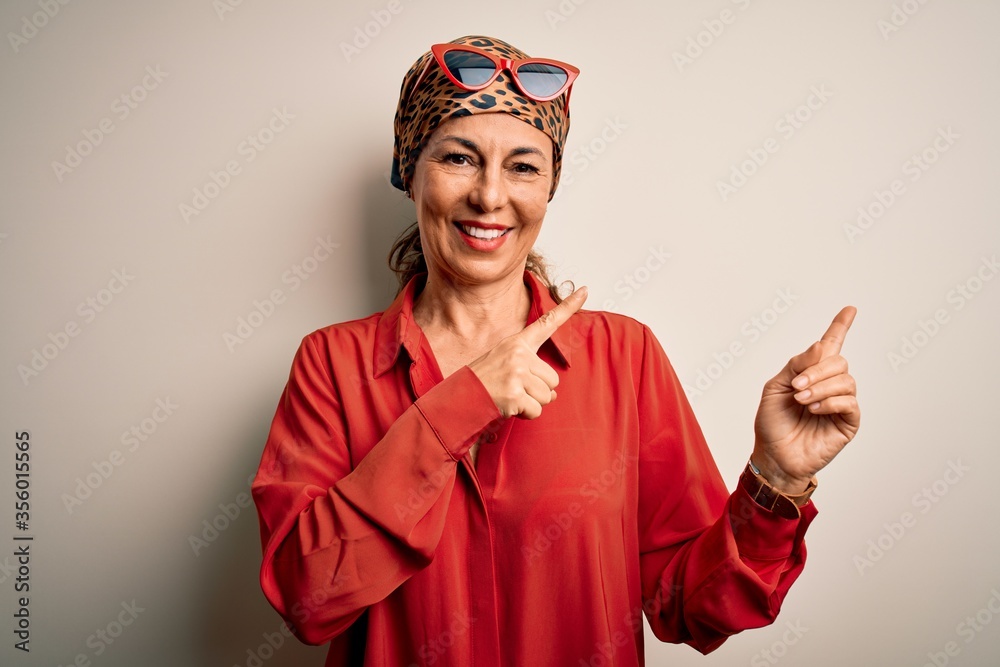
[390,35,571,202]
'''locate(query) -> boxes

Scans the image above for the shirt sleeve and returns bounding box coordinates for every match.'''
[635,324,818,654]
[251,331,502,645]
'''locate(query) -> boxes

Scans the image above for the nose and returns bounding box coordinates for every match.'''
[468,163,508,212]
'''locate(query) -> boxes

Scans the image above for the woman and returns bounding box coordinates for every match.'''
[251,35,860,666]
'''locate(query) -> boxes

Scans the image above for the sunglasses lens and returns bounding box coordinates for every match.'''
[515,63,569,98]
[441,50,497,87]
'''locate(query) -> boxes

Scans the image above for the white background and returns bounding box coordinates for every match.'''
[2,0,998,665]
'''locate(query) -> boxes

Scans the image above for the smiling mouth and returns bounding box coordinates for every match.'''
[453,222,512,240]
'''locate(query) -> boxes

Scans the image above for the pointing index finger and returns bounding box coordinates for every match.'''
[819,305,857,355]
[520,286,588,352]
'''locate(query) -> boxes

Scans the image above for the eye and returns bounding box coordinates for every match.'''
[512,162,540,175]
[444,153,473,166]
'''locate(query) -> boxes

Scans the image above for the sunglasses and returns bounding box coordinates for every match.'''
[412,43,579,111]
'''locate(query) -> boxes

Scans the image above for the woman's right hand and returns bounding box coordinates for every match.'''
[467,286,587,419]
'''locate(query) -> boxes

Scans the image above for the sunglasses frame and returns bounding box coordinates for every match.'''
[411,43,579,110]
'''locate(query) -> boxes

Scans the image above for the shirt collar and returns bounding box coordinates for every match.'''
[373,270,574,378]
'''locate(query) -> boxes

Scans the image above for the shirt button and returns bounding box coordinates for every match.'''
[486,432,497,443]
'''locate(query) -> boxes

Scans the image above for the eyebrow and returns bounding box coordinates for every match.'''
[437,135,546,159]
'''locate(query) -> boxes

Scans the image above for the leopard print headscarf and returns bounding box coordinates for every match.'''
[390,35,572,202]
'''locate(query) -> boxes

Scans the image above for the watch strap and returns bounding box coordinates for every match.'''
[739,460,817,520]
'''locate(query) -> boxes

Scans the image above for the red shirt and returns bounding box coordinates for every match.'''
[251,269,818,667]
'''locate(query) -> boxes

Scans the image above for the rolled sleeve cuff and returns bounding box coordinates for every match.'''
[415,365,504,460]
[728,482,818,560]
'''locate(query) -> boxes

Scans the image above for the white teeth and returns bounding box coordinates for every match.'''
[461,224,507,240]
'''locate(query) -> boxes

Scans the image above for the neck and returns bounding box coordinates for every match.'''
[412,266,532,345]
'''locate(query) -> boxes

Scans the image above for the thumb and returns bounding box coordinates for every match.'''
[784,340,825,386]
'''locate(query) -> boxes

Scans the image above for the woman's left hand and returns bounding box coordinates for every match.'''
[751,306,861,494]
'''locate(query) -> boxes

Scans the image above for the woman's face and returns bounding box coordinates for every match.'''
[410,112,554,288]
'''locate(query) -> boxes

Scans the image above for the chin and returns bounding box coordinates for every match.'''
[440,258,527,286]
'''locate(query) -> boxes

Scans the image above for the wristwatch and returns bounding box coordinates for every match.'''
[739,459,817,520]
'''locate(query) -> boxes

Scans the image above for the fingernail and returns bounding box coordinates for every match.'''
[808,402,820,411]
[792,375,808,389]
[794,389,811,401]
